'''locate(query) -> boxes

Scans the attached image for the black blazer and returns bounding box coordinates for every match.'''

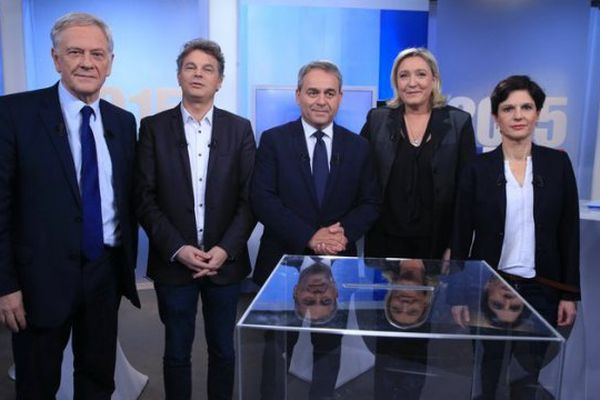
[0,84,140,327]
[360,105,476,257]
[135,105,256,285]
[452,144,580,300]
[251,119,381,285]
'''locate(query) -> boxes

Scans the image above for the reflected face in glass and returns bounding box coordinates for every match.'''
[387,290,428,326]
[177,50,223,104]
[51,25,113,103]
[494,90,540,142]
[385,259,431,328]
[485,278,525,324]
[296,69,342,130]
[396,55,435,110]
[294,265,338,323]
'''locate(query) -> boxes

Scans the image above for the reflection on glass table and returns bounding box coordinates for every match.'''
[237,256,565,400]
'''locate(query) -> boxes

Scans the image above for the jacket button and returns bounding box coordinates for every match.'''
[74,216,82,223]
[499,232,504,237]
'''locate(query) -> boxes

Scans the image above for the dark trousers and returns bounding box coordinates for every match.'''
[478,281,560,400]
[261,330,342,400]
[12,248,122,400]
[155,280,240,400]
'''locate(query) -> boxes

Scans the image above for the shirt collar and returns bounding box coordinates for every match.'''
[58,80,101,121]
[301,118,334,140]
[181,103,214,126]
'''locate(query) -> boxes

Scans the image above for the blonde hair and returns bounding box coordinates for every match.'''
[387,47,446,109]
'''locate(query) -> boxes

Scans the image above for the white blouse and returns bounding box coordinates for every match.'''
[498,157,536,278]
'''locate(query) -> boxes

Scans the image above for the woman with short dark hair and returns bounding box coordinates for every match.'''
[452,75,580,399]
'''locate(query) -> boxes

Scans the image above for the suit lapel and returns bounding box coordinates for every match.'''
[40,85,81,206]
[100,100,124,212]
[206,107,221,181]
[323,124,346,205]
[171,105,195,201]
[490,146,507,223]
[530,144,544,225]
[380,107,402,188]
[428,107,451,151]
[292,119,319,208]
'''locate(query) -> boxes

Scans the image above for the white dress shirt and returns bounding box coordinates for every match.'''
[182,104,213,248]
[498,157,536,278]
[301,119,333,171]
[58,81,119,246]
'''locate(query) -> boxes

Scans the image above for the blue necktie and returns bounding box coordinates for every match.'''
[312,130,329,206]
[80,105,104,261]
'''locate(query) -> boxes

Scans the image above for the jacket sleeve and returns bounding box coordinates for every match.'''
[215,120,257,259]
[134,118,187,262]
[452,162,476,261]
[339,144,381,242]
[455,112,477,185]
[250,132,316,253]
[558,151,580,301]
[0,98,20,296]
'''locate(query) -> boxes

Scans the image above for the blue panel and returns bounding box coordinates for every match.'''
[241,5,381,120]
[241,4,428,129]
[378,10,428,101]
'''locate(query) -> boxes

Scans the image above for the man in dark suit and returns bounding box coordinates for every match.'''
[252,60,380,285]
[135,39,256,400]
[251,60,380,400]
[0,12,139,399]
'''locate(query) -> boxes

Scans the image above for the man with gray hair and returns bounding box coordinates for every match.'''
[0,12,139,398]
[251,60,380,399]
[135,38,256,399]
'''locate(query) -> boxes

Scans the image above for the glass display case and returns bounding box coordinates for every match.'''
[237,256,565,399]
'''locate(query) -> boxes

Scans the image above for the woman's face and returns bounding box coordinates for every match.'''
[486,278,525,324]
[396,55,435,109]
[494,89,540,142]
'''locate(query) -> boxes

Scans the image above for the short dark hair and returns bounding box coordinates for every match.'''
[297,60,343,91]
[490,75,546,116]
[176,39,225,77]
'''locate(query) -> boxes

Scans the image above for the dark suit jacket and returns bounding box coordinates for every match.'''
[251,119,381,285]
[360,105,475,257]
[0,84,140,327]
[452,144,580,300]
[135,105,256,285]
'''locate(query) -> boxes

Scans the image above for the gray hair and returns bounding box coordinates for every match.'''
[387,47,446,109]
[51,12,113,53]
[176,39,225,77]
[297,60,343,91]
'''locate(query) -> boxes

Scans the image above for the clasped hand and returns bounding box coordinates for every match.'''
[308,222,348,255]
[175,245,229,279]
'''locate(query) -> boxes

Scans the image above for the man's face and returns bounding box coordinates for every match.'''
[296,68,342,129]
[52,25,113,103]
[294,269,338,322]
[177,49,223,104]
[388,290,428,326]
